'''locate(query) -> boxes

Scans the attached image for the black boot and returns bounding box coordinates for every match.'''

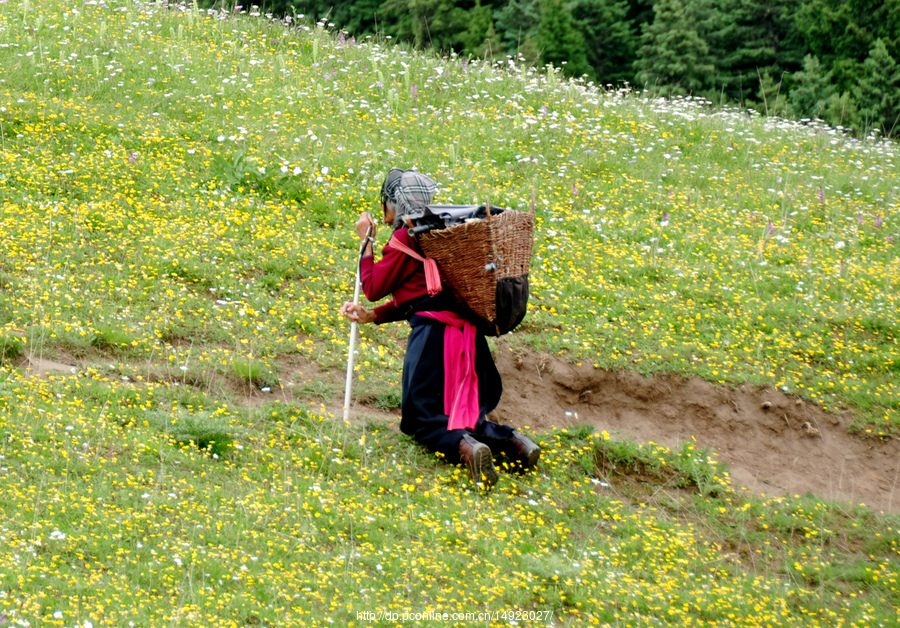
[504,430,541,471]
[459,434,499,487]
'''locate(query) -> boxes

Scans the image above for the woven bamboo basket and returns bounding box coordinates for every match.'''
[416,206,534,334]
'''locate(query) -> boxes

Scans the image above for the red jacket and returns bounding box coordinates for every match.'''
[360,228,430,323]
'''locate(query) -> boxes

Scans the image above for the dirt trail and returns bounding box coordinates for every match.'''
[20,343,900,513]
[489,344,900,514]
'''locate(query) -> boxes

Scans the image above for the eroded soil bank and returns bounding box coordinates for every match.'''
[20,341,900,513]
[490,344,900,514]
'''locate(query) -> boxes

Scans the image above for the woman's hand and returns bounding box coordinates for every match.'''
[340,302,376,325]
[355,212,376,240]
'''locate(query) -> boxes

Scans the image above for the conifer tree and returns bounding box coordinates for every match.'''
[787,54,836,119]
[821,91,861,132]
[756,70,789,117]
[854,39,900,137]
[534,0,593,78]
[571,0,636,85]
[379,0,468,51]
[633,0,716,95]
[495,0,542,61]
[345,0,384,36]
[712,0,805,105]
[460,0,502,59]
[626,0,655,28]
[795,0,900,93]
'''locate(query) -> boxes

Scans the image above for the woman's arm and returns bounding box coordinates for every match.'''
[339,300,404,325]
[359,231,421,302]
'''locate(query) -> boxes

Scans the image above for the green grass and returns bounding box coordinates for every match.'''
[231,356,280,389]
[0,0,897,626]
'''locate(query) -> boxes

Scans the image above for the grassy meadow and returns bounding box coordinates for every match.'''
[0,1,898,626]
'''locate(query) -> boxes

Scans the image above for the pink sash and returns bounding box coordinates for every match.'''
[418,311,479,430]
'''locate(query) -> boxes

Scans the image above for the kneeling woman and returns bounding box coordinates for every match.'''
[339,169,540,487]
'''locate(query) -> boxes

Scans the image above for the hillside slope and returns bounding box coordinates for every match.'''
[0,1,897,626]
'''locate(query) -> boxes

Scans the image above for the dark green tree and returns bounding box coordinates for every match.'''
[787,54,863,131]
[460,0,502,59]
[534,0,593,78]
[624,0,655,31]
[379,0,469,51]
[633,0,716,95]
[710,0,805,105]
[795,0,900,93]
[250,0,352,24]
[571,0,637,85]
[344,0,385,36]
[787,54,837,119]
[495,0,542,59]
[854,39,900,137]
[756,69,789,116]
[821,90,861,132]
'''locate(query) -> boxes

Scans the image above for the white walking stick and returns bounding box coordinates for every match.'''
[343,224,373,422]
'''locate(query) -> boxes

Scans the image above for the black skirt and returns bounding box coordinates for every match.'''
[400,314,513,464]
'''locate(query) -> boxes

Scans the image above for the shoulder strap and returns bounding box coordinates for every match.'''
[388,233,424,262]
[388,234,442,297]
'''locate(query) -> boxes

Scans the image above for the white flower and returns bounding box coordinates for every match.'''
[835,241,846,250]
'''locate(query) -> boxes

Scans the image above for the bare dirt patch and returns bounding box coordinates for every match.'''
[258,342,900,513]
[17,353,80,377]
[16,341,900,513]
[489,343,900,514]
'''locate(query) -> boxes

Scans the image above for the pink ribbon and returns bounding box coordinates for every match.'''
[418,311,479,430]
[388,234,442,296]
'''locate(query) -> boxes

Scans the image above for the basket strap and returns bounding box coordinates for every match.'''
[388,234,442,297]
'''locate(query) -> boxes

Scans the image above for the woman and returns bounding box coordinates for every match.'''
[339,169,540,487]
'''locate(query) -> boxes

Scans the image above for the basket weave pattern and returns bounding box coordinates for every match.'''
[416,210,534,323]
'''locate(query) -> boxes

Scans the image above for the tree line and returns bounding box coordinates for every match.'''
[208,0,900,138]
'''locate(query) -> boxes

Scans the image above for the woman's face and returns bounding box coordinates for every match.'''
[382,201,395,226]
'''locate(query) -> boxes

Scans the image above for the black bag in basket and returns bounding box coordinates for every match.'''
[407,203,535,336]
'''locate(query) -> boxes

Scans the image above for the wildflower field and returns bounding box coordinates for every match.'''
[0,1,897,626]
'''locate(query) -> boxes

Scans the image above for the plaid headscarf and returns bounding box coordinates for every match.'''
[381,169,438,227]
